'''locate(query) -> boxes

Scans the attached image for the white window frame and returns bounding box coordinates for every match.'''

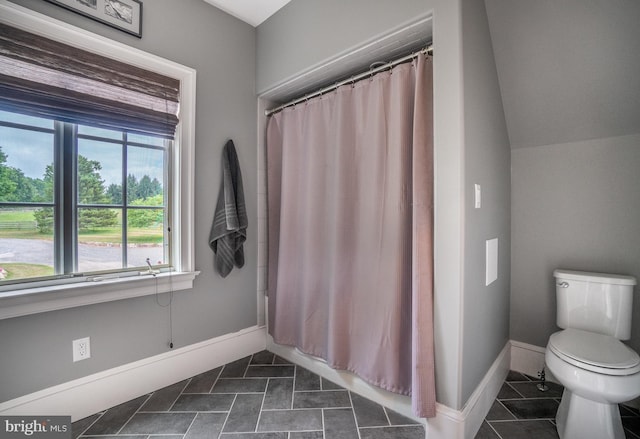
[0,1,198,320]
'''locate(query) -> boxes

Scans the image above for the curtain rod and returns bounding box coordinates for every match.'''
[265,44,433,117]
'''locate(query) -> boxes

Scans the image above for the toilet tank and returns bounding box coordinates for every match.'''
[554,269,637,340]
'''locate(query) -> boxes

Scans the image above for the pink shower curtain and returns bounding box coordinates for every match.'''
[266,54,435,418]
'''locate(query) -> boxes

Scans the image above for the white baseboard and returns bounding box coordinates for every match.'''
[0,325,267,421]
[424,343,510,439]
[509,340,548,381]
[420,341,509,439]
[510,340,562,384]
[461,342,510,438]
[267,336,511,439]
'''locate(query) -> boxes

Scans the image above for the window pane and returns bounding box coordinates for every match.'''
[127,133,165,147]
[127,208,166,268]
[127,146,165,205]
[0,127,55,203]
[77,207,122,272]
[0,115,174,282]
[78,125,123,140]
[78,139,123,205]
[0,207,55,281]
[0,110,54,129]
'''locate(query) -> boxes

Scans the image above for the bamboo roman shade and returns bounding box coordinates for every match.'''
[0,23,180,138]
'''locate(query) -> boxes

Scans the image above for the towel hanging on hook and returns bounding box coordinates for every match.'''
[209,140,248,278]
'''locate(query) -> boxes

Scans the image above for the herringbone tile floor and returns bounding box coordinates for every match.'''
[72,350,424,439]
[72,352,640,439]
[475,371,640,439]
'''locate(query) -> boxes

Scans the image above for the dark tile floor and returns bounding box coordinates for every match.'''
[71,352,640,439]
[72,350,425,439]
[475,370,640,439]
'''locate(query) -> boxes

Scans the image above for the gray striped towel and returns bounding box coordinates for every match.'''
[209,140,248,277]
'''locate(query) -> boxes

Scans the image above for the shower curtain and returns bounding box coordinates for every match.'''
[266,54,435,418]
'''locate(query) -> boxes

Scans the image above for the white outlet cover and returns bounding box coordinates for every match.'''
[73,337,91,362]
[485,238,498,286]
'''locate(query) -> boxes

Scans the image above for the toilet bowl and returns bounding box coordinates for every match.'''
[546,328,640,439]
[546,269,640,439]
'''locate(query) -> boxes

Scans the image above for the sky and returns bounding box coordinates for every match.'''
[0,111,164,187]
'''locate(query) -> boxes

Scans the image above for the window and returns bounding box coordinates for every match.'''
[0,2,196,319]
[0,111,170,283]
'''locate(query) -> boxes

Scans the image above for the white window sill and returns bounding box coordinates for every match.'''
[0,271,200,320]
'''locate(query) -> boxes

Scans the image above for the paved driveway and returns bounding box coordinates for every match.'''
[0,238,164,272]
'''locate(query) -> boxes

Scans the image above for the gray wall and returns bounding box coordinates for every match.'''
[256,0,429,94]
[460,0,511,404]
[511,134,640,351]
[485,0,640,355]
[0,0,258,402]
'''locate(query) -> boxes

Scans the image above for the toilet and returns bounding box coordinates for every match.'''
[545,269,640,439]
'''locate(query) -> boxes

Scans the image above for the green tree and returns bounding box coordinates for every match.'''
[33,207,54,233]
[77,156,117,231]
[33,164,54,233]
[0,146,36,203]
[137,175,155,199]
[34,157,118,232]
[28,176,47,202]
[107,183,122,204]
[79,208,119,230]
[128,194,164,228]
[150,177,162,197]
[126,173,139,202]
[78,156,109,204]
[0,148,19,202]
[125,174,162,204]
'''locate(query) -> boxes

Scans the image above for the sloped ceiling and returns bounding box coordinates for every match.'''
[202,0,290,26]
[207,0,640,150]
[485,0,640,149]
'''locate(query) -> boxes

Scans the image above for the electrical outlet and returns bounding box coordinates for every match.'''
[72,337,91,362]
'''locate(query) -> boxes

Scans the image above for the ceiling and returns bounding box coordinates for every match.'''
[485,0,640,149]
[202,0,290,27]
[204,0,640,150]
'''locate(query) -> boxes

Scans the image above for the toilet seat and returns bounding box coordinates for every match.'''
[549,328,640,376]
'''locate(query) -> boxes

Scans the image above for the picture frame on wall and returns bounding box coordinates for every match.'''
[44,0,143,38]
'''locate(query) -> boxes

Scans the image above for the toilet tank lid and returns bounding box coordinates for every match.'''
[554,269,637,286]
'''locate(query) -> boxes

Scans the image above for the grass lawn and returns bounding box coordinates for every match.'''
[0,228,163,243]
[79,228,163,244]
[0,208,162,244]
[0,229,48,239]
[0,263,54,280]
[0,210,36,222]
